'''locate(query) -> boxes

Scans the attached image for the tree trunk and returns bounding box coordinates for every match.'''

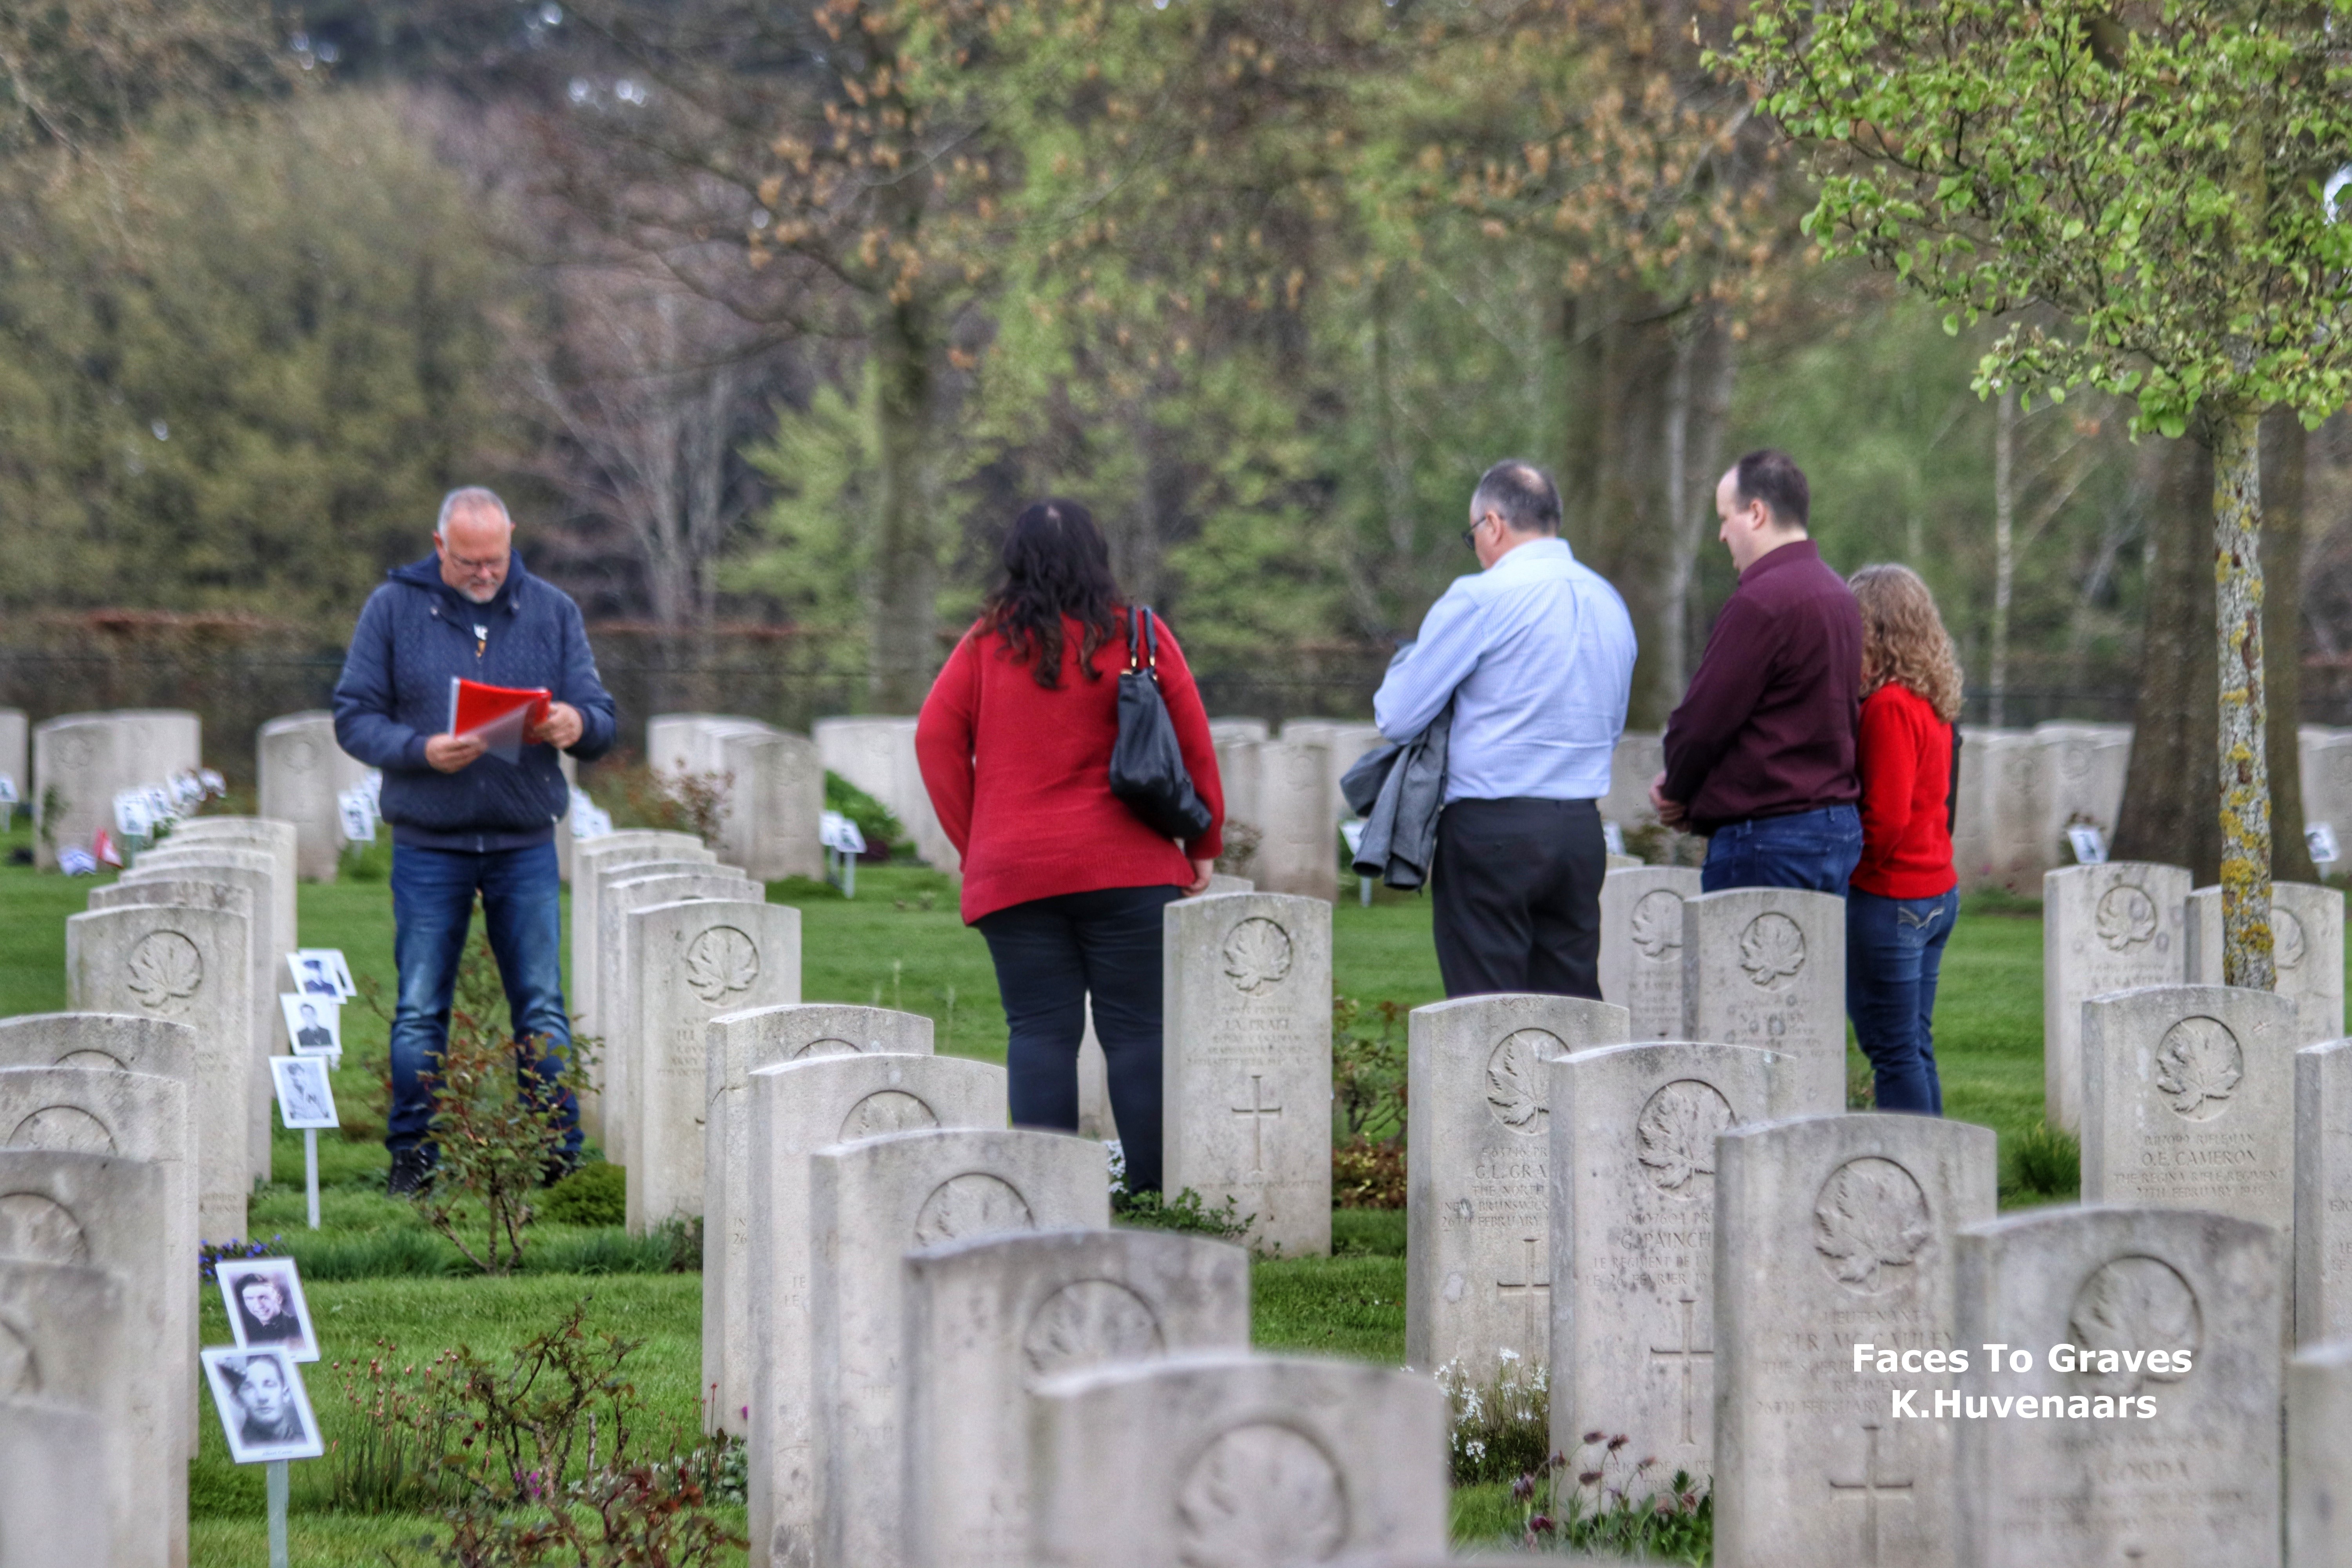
[2264,407,2316,884]
[2113,431,2221,881]
[866,293,943,713]
[2211,404,2275,988]
[1990,385,2016,728]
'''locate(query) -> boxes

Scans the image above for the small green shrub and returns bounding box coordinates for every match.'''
[1514,1433,1711,1563]
[538,1162,625,1227]
[2007,1121,2081,1200]
[825,771,904,855]
[1112,1186,1250,1241]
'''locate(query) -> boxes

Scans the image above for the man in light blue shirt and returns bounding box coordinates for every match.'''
[1374,459,1635,998]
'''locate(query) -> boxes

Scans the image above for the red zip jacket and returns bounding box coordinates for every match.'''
[916,613,1225,924]
[1851,682,1957,898]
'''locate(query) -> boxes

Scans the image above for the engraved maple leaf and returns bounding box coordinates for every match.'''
[1737,914,1805,989]
[2094,886,2158,952]
[1636,1081,1732,1194]
[1022,1280,1163,1380]
[1221,918,1294,995]
[2276,909,2308,971]
[2153,1018,2242,1117]
[1176,1424,1345,1568]
[125,933,201,1013]
[1812,1158,1931,1292]
[683,928,759,1004]
[1629,891,1682,961]
[1485,1031,1556,1134]
[2069,1256,2200,1397]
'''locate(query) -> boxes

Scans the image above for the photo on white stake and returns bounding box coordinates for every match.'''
[218,1256,320,1363]
[271,1055,339,1131]
[202,1346,325,1463]
[289,949,356,1000]
[281,994,342,1059]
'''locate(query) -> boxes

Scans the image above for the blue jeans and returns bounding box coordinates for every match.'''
[1700,804,1863,895]
[388,840,580,1158]
[1845,887,1958,1115]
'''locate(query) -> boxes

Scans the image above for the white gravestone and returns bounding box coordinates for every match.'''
[809,1127,1106,1568]
[1250,740,1336,900]
[903,1228,1252,1568]
[0,708,23,819]
[1076,876,1256,1142]
[0,1260,141,1565]
[570,832,713,1046]
[0,1150,178,1567]
[1547,1040,1811,1492]
[1029,1351,1449,1568]
[813,715,957,872]
[1681,888,1848,1114]
[1599,867,1704,1039]
[702,1004,935,1439]
[1162,892,1333,1256]
[2290,1339,2352,1568]
[1604,731,1665,829]
[152,817,299,947]
[624,898,799,1234]
[0,1400,114,1564]
[1404,994,1630,1379]
[1211,737,1261,860]
[722,725,826,882]
[1955,1206,2283,1568]
[2043,862,2190,1132]
[256,712,367,882]
[65,906,253,1237]
[0,1011,196,1086]
[1712,1113,1998,1568]
[2299,1040,2352,1347]
[33,710,200,869]
[2031,722,2132,866]
[745,1054,1006,1568]
[2186,880,2346,1041]
[599,866,758,1165]
[2081,986,2297,1265]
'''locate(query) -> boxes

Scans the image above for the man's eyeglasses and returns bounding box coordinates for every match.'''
[1461,513,1493,552]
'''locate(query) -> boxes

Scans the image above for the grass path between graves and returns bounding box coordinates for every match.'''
[0,817,2102,1559]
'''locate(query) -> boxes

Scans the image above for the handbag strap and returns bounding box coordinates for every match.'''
[1125,606,1160,673]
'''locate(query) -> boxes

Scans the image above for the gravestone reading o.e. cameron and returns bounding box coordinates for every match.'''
[702,1003,935,1441]
[1711,1113,1997,1568]
[1403,993,1628,1380]
[902,1228,1250,1568]
[1599,866,1703,1040]
[2043,862,2190,1132]
[1162,892,1333,1256]
[2298,1038,2352,1347]
[1547,1040,1813,1492]
[1679,888,1847,1114]
[1955,1205,2283,1568]
[744,1056,1007,1568]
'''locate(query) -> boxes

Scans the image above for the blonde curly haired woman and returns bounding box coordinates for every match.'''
[1846,564,1964,1114]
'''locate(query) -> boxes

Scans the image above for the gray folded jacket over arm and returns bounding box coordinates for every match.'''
[1339,704,1452,890]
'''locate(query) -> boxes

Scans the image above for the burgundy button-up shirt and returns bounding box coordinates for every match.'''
[1661,538,1862,834]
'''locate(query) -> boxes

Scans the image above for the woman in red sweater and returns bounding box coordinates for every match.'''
[916,499,1223,1194]
[1845,564,1963,1115]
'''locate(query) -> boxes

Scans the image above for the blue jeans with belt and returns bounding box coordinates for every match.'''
[387,839,581,1158]
[1845,886,1960,1115]
[1700,804,1864,895]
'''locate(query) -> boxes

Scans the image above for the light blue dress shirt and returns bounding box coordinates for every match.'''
[1372,537,1636,804]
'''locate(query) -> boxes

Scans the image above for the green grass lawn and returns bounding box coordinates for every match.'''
[0,813,2136,1558]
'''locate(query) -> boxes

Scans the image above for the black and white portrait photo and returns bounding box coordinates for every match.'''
[290,947,356,999]
[280,993,342,1057]
[218,1256,319,1362]
[202,1347,325,1463]
[270,1054,339,1131]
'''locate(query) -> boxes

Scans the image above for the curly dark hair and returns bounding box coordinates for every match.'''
[982,499,1126,689]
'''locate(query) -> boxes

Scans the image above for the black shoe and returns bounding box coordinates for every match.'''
[540,1150,581,1188]
[388,1148,436,1197]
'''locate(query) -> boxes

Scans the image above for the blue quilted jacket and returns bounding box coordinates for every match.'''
[332,553,618,848]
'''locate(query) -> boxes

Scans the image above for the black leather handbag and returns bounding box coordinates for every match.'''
[1108,607,1214,840]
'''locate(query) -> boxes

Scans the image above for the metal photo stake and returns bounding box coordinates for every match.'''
[267,1457,289,1568]
[304,1127,319,1230]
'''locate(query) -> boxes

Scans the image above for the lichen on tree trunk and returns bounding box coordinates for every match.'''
[2210,405,2274,989]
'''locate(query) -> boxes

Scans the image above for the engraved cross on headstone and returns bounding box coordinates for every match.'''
[1827,1421,1913,1566]
[1647,1292,1714,1446]
[1494,1236,1549,1353]
[1230,1073,1283,1176]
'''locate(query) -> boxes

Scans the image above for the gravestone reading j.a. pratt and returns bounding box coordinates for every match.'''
[0,1151,178,1568]
[257,712,367,881]
[0,1399,114,1565]
[65,906,253,1236]
[570,833,713,1041]
[810,1127,1106,1568]
[2186,881,2346,1041]
[1075,878,1255,1142]
[1680,888,1847,1114]
[1599,867,1704,1039]
[903,1228,1252,1568]
[2043,862,2190,1131]
[2081,986,2296,1259]
[745,1054,1006,1568]
[1955,1206,2283,1568]
[1029,1351,1449,1568]
[1404,994,1630,1378]
[0,1260,140,1566]
[599,867,758,1164]
[1547,1041,1811,1490]
[1251,741,1337,900]
[2290,1340,2352,1568]
[1712,1113,1998,1568]
[33,709,201,870]
[702,1004,936,1441]
[1162,892,1334,1256]
[2299,1040,2352,1346]
[624,899,799,1234]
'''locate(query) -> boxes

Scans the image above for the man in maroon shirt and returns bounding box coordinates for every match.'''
[1650,450,1864,893]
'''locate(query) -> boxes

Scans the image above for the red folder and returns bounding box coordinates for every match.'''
[449,679,551,766]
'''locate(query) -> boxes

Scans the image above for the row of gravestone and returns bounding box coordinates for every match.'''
[646,713,827,882]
